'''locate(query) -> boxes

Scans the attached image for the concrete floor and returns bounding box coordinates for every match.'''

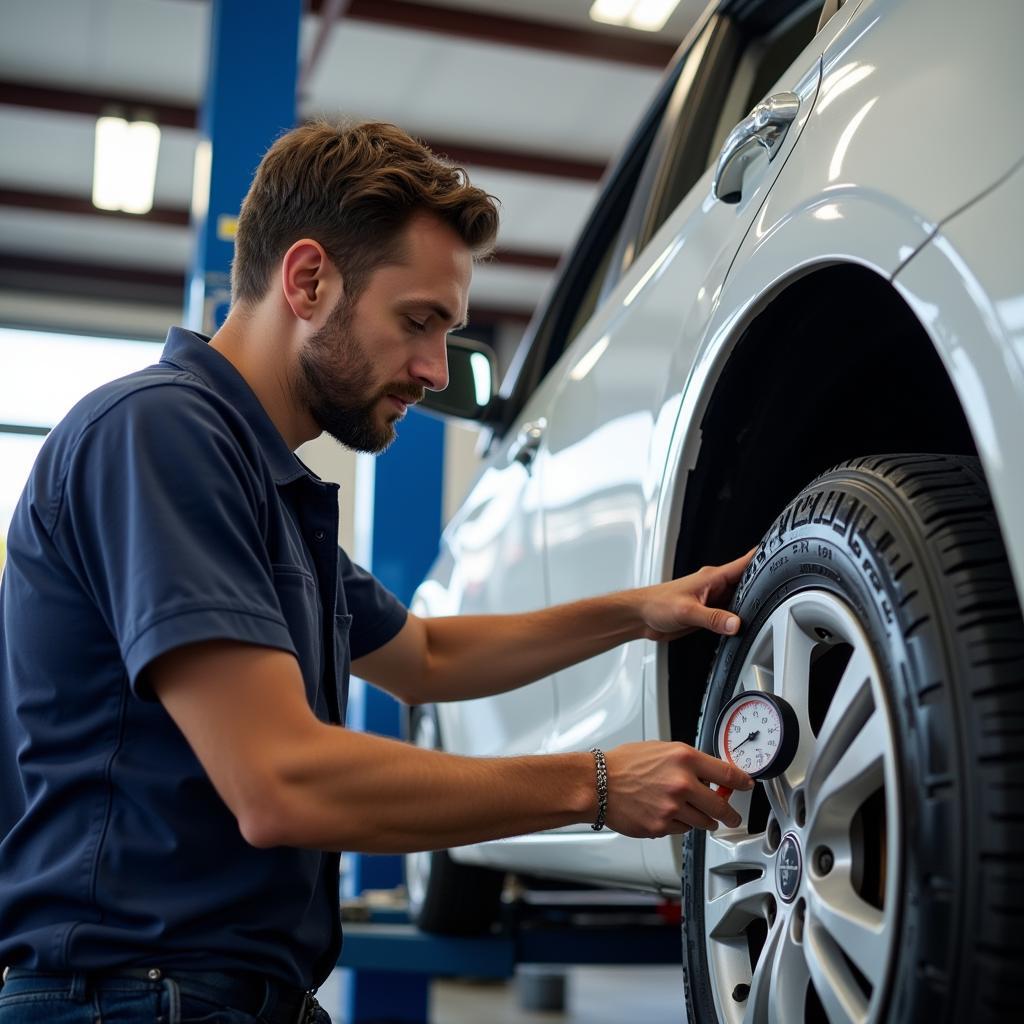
[319,964,687,1023]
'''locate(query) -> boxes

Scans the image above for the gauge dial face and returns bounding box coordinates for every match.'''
[718,696,784,776]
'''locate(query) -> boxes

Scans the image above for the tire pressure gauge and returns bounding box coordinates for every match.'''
[713,691,799,800]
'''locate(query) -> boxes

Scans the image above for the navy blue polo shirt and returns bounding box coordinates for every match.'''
[0,327,407,987]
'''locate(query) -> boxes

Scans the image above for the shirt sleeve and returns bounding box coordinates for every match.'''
[51,381,296,698]
[338,547,408,660]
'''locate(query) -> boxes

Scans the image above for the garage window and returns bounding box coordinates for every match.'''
[0,328,162,572]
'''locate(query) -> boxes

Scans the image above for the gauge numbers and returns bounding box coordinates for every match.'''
[720,696,782,774]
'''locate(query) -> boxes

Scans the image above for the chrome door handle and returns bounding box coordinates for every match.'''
[507,418,546,468]
[712,91,800,204]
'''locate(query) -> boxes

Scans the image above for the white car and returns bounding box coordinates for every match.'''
[408,0,1024,1021]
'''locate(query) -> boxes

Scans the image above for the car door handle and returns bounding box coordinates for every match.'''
[507,419,546,468]
[712,91,801,204]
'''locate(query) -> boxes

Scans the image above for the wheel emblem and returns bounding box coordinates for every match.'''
[777,833,802,902]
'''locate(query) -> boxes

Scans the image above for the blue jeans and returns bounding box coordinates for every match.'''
[0,970,331,1024]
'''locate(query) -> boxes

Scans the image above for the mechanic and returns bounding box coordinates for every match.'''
[0,120,754,1024]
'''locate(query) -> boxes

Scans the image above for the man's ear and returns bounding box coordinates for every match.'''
[279,239,343,322]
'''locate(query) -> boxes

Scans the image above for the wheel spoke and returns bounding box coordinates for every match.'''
[815,645,875,749]
[706,831,772,874]
[805,915,870,1024]
[768,604,817,788]
[768,918,810,1024]
[740,916,784,1024]
[769,605,815,717]
[807,874,886,989]
[764,771,794,823]
[739,661,774,694]
[806,708,886,831]
[704,833,774,938]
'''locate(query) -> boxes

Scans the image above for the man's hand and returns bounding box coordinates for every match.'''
[636,548,755,641]
[604,741,753,836]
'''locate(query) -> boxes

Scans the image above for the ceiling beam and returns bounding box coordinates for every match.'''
[320,0,677,68]
[423,139,603,182]
[0,187,190,227]
[0,253,535,325]
[0,80,606,182]
[299,0,351,97]
[0,80,196,129]
[0,187,561,269]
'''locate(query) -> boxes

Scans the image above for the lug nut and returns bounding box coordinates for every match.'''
[816,847,834,875]
[732,984,750,1002]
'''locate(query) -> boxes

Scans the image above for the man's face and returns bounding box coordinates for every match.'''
[296,213,472,453]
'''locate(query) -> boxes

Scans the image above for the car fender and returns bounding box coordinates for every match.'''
[891,157,1024,608]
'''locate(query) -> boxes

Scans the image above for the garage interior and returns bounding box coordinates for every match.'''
[3,1,1021,1023]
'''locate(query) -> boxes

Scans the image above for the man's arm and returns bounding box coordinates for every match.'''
[148,640,752,854]
[354,550,754,705]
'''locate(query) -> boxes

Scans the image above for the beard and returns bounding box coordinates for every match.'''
[295,297,424,454]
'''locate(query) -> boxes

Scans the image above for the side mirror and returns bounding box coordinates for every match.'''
[419,337,498,422]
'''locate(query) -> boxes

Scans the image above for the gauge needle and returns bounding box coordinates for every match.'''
[731,730,760,754]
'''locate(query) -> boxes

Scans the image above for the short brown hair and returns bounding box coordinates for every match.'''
[231,120,499,305]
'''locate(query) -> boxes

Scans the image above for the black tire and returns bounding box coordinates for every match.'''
[404,706,505,935]
[682,454,1024,1024]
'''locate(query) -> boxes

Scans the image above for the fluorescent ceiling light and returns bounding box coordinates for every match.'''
[589,0,681,31]
[590,0,636,26]
[92,116,161,215]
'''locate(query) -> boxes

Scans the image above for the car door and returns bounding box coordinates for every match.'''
[418,81,673,765]
[417,401,555,761]
[415,23,716,878]
[537,4,854,862]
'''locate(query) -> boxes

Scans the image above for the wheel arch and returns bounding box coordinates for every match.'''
[663,262,977,745]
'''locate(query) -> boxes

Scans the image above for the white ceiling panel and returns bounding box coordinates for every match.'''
[0,290,180,341]
[469,262,553,309]
[305,22,661,161]
[0,108,96,195]
[462,166,598,252]
[153,127,200,207]
[0,0,208,101]
[0,208,191,271]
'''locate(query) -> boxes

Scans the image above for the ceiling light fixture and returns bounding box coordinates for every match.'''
[589,0,682,32]
[92,115,161,215]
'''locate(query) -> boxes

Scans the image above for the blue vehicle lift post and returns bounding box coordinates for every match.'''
[185,0,299,335]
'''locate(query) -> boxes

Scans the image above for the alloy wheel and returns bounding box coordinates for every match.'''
[704,590,900,1024]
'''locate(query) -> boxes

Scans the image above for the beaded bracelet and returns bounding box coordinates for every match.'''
[590,747,608,831]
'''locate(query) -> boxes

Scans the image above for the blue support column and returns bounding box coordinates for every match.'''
[185,0,300,332]
[343,408,445,1022]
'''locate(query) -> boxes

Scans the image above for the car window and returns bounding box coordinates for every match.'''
[639,0,824,250]
[492,23,709,434]
[530,139,652,387]
[740,3,825,115]
[626,15,742,259]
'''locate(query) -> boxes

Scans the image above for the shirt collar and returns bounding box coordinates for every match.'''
[159,326,316,486]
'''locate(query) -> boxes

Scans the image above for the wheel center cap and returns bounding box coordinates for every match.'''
[776,833,802,902]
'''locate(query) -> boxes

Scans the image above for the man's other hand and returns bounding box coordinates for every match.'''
[636,548,756,641]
